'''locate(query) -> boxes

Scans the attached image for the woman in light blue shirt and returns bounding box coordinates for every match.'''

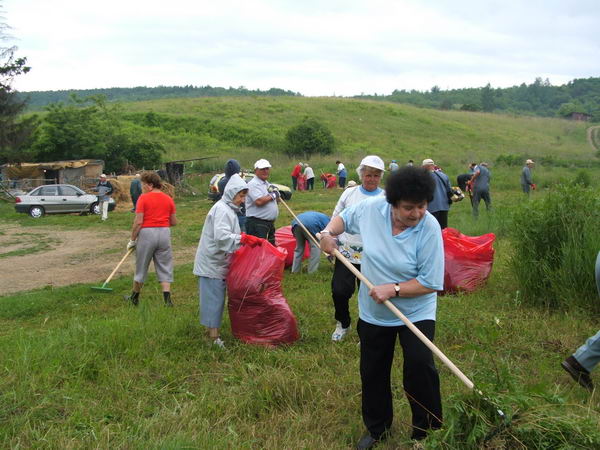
[320,166,444,447]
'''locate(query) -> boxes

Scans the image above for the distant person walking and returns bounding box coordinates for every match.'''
[521,159,536,195]
[291,211,330,274]
[94,174,113,221]
[336,160,347,188]
[291,162,302,191]
[388,160,399,172]
[130,174,142,212]
[422,159,452,229]
[407,159,414,167]
[126,171,177,307]
[560,251,600,392]
[470,162,492,218]
[303,163,315,190]
[245,159,279,246]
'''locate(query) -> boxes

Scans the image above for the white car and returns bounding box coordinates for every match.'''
[14,184,116,218]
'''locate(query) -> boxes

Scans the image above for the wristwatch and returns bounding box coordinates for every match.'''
[320,230,332,236]
[394,283,401,297]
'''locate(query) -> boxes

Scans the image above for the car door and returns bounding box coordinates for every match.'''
[59,185,87,212]
[34,185,61,213]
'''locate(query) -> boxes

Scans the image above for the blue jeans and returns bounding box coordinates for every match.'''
[572,252,600,372]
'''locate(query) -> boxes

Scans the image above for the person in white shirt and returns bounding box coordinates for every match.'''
[303,164,315,190]
[328,155,385,341]
[336,160,347,188]
[245,159,280,245]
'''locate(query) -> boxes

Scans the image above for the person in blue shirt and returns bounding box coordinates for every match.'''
[320,165,444,448]
[291,211,330,274]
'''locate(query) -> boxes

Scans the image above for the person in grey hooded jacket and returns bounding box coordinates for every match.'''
[193,174,262,348]
[217,159,246,231]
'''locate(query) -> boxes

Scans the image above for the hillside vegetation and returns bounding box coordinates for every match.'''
[118,96,594,169]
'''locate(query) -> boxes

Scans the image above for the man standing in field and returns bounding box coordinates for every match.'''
[388,160,399,172]
[336,160,347,188]
[422,159,452,229]
[291,162,302,191]
[245,159,279,246]
[470,162,492,218]
[130,173,142,212]
[521,159,536,195]
[94,174,113,221]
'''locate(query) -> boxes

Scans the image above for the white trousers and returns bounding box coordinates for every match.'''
[101,200,109,220]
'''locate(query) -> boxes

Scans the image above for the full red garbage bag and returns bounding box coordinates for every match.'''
[442,227,496,294]
[320,173,337,188]
[275,226,310,268]
[226,241,300,346]
[297,174,307,191]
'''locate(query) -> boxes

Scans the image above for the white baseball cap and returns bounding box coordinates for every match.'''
[422,158,435,166]
[100,173,107,178]
[254,159,272,169]
[356,155,385,178]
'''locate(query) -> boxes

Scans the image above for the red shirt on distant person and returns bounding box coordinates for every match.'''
[136,191,176,228]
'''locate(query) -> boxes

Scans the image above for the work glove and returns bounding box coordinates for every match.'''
[531,183,536,190]
[127,240,137,250]
[267,184,278,193]
[240,233,263,247]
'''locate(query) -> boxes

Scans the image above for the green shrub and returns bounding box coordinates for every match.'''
[510,183,600,311]
[573,169,591,187]
[285,117,334,159]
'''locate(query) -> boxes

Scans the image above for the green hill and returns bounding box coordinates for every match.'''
[117,96,594,170]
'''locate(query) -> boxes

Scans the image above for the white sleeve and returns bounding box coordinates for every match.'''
[212,208,241,253]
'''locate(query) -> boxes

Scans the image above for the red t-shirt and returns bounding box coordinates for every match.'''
[136,191,176,228]
[291,164,301,177]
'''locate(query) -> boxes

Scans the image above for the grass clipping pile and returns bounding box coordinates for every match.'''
[111,176,175,212]
[427,390,600,448]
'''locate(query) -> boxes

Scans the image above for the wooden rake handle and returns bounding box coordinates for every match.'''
[103,248,134,286]
[279,197,474,391]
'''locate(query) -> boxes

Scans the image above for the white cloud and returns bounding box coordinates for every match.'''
[3,0,599,95]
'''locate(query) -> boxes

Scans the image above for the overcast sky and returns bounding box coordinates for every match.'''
[3,0,599,96]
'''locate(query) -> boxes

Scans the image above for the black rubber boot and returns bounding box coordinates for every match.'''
[163,291,173,307]
[125,291,140,306]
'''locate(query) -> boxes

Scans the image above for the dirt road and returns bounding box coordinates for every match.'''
[0,225,195,295]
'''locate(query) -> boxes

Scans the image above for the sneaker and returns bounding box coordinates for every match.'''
[331,321,349,341]
[213,338,226,349]
[561,356,594,391]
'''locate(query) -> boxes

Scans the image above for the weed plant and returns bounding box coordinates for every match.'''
[510,182,600,312]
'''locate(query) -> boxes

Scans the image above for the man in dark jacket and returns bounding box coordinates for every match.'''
[94,174,113,221]
[130,173,142,212]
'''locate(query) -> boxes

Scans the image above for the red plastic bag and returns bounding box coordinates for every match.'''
[226,241,300,346]
[442,227,496,294]
[297,174,307,191]
[275,225,310,268]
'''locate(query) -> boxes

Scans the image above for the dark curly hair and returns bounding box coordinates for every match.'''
[385,166,434,206]
[141,171,162,189]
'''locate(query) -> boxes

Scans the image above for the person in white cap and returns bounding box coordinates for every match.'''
[94,173,113,221]
[422,158,452,229]
[327,155,385,341]
[521,159,536,195]
[245,159,279,245]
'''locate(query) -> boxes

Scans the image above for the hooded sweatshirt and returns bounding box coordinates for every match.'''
[193,174,247,279]
[217,159,241,199]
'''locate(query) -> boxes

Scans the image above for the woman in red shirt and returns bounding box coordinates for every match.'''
[126,172,177,306]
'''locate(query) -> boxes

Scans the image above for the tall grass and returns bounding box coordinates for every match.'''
[510,183,600,312]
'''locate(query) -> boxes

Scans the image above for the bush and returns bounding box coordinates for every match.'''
[285,117,334,158]
[573,169,591,187]
[510,183,600,312]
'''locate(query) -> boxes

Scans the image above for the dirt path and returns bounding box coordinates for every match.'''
[587,125,600,152]
[0,225,196,295]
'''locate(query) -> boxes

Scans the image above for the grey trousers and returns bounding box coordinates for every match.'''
[134,227,173,283]
[291,225,321,273]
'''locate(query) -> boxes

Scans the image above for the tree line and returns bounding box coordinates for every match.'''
[18,85,302,110]
[355,77,600,121]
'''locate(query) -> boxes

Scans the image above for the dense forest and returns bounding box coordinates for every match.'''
[356,77,600,121]
[17,85,301,109]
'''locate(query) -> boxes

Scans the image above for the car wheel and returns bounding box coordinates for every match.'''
[29,206,45,218]
[281,191,292,201]
[91,202,100,215]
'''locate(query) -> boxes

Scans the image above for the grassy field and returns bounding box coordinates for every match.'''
[2,97,600,448]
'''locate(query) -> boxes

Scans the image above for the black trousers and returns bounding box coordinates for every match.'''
[245,216,276,246]
[307,177,314,190]
[331,259,360,328]
[357,319,442,440]
[339,176,346,188]
[431,210,448,230]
